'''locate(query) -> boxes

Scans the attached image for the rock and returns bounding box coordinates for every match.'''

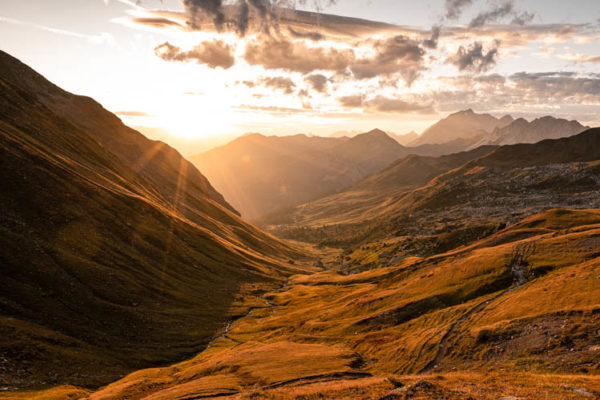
[559,384,596,398]
[379,251,391,259]
[389,255,405,264]
[313,260,324,268]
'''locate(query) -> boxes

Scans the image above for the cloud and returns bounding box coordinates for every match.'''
[432,71,600,115]
[180,0,341,37]
[337,94,433,114]
[137,4,419,41]
[240,76,297,94]
[560,53,600,63]
[183,0,226,29]
[288,27,324,41]
[509,72,600,98]
[154,40,235,69]
[337,95,364,108]
[423,26,441,49]
[244,37,355,73]
[445,0,473,20]
[467,0,535,29]
[511,11,535,26]
[305,74,328,92]
[368,96,435,113]
[261,76,296,93]
[350,35,426,84]
[130,17,184,28]
[469,1,514,28]
[448,41,499,73]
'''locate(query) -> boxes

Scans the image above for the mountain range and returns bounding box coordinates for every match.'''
[262,129,600,248]
[193,111,587,221]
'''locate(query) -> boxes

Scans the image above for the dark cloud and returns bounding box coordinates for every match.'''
[288,27,324,41]
[131,17,183,28]
[511,11,535,26]
[180,0,341,37]
[154,40,235,69]
[240,76,297,93]
[236,0,250,35]
[445,0,473,20]
[350,35,425,84]
[423,26,441,49]
[469,2,514,28]
[261,76,296,93]
[305,74,328,92]
[244,37,354,73]
[468,1,535,29]
[449,41,499,73]
[183,0,225,29]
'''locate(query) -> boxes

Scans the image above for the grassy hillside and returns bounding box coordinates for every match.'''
[52,209,600,399]
[0,50,308,389]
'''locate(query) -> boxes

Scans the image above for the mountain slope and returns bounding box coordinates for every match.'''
[410,109,512,146]
[475,116,587,146]
[259,145,499,238]
[0,50,305,389]
[190,129,413,220]
[263,129,600,247]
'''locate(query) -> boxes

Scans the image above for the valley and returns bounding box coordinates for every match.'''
[1,38,599,400]
[13,209,600,399]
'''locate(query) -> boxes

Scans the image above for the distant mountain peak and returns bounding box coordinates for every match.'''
[364,128,388,136]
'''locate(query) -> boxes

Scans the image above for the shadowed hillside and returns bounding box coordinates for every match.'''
[262,129,600,247]
[0,51,307,389]
[190,129,416,220]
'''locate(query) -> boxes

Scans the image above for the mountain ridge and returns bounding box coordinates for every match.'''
[0,50,305,389]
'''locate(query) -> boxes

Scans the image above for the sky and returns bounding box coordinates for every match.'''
[1,0,599,152]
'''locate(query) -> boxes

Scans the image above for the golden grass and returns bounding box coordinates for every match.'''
[8,209,599,399]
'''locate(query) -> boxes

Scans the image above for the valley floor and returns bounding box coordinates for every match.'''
[3,209,600,400]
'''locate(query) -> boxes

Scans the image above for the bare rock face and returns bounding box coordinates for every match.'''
[484,116,588,146]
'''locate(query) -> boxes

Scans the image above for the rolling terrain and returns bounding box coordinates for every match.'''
[0,50,307,390]
[28,209,600,399]
[263,129,600,248]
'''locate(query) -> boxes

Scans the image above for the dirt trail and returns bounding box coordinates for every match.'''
[421,243,535,373]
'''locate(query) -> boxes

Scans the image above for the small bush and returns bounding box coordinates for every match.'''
[476,329,494,343]
[387,376,405,388]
